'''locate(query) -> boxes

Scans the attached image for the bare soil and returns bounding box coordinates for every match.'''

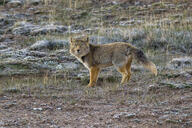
[0,70,192,128]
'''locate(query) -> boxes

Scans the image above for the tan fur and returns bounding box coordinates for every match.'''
[144,61,157,76]
[70,36,157,87]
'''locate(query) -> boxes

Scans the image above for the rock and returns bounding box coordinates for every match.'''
[0,49,46,60]
[159,115,170,120]
[119,19,143,26]
[0,43,77,76]
[30,24,68,36]
[0,16,15,30]
[57,107,62,110]
[113,112,136,119]
[23,56,37,61]
[56,64,63,70]
[6,0,42,6]
[0,59,50,76]
[3,87,21,93]
[70,25,85,32]
[2,102,17,109]
[159,81,192,89]
[148,84,160,91]
[0,49,31,60]
[0,44,7,50]
[56,62,79,71]
[26,51,47,57]
[29,40,49,50]
[55,49,68,56]
[119,20,135,26]
[166,57,192,70]
[12,21,68,36]
[33,107,43,111]
[178,71,192,78]
[96,27,146,44]
[27,0,42,5]
[7,0,23,7]
[0,48,13,54]
[12,21,40,35]
[154,9,167,14]
[0,0,10,5]
[0,121,4,125]
[62,62,79,70]
[71,11,89,20]
[28,39,68,50]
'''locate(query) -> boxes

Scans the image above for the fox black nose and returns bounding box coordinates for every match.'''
[77,49,80,53]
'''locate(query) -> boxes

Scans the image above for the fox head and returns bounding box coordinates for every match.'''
[70,36,90,57]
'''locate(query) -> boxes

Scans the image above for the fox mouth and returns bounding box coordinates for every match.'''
[81,55,86,62]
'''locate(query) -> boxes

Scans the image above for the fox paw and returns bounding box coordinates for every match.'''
[87,82,96,87]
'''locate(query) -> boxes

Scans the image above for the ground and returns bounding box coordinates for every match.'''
[0,67,192,127]
[0,0,192,127]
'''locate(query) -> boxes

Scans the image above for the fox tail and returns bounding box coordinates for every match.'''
[131,48,157,76]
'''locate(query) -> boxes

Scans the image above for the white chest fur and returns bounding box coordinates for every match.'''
[76,57,89,69]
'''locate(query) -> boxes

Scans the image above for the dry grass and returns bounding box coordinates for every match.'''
[14,0,191,53]
[0,69,191,127]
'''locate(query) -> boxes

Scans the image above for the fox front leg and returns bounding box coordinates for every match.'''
[87,67,100,87]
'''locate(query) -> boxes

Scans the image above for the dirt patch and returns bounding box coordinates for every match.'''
[0,70,192,127]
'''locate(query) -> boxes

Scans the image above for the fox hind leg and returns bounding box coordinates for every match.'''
[116,56,132,85]
[117,65,128,84]
[112,54,132,85]
[125,56,132,82]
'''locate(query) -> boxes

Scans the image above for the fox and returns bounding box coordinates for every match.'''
[69,36,157,87]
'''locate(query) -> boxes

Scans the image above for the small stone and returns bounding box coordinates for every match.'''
[179,71,192,78]
[0,48,13,54]
[2,102,17,109]
[56,64,63,70]
[77,73,85,78]
[7,0,23,7]
[159,115,169,119]
[12,22,67,36]
[12,21,39,35]
[33,107,43,111]
[30,24,67,36]
[166,57,192,70]
[63,62,79,70]
[0,121,4,125]
[113,112,136,119]
[132,118,141,123]
[29,40,49,50]
[148,84,159,91]
[28,0,42,5]
[29,40,67,50]
[0,44,7,50]
[160,81,192,89]
[57,107,62,110]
